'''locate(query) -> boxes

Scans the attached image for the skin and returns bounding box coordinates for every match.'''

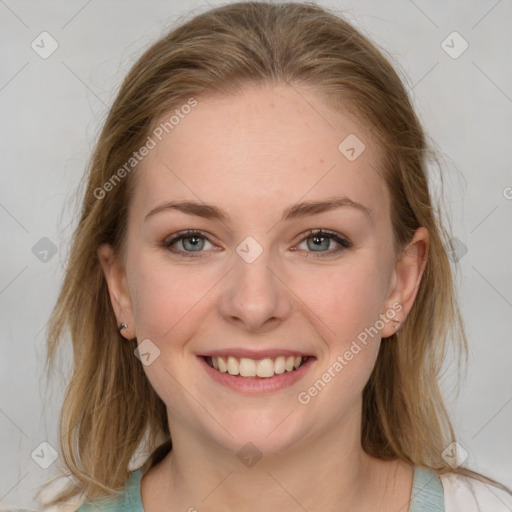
[99,82,428,511]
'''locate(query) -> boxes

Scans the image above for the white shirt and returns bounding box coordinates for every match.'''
[441,473,512,511]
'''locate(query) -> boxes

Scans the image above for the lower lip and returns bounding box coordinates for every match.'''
[198,356,315,394]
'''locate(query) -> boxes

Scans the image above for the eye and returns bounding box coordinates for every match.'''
[163,230,215,257]
[295,229,352,257]
[162,228,352,259]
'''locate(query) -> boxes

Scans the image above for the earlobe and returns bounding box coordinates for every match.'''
[381,227,429,338]
[97,244,135,339]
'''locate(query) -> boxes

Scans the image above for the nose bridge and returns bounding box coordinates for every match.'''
[218,235,291,330]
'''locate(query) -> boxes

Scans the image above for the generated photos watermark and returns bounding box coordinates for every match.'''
[297,302,402,405]
[94,97,198,200]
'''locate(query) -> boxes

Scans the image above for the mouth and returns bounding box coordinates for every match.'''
[201,354,311,379]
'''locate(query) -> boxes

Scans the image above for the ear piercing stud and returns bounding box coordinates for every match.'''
[118,322,127,331]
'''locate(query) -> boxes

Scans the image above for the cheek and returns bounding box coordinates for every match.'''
[298,267,384,409]
[127,254,203,343]
[127,249,229,352]
[295,257,386,343]
[292,256,387,398]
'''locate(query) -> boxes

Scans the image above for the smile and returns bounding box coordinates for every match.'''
[199,352,315,394]
[205,355,309,378]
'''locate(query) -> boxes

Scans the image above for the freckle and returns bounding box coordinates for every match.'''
[320,158,324,163]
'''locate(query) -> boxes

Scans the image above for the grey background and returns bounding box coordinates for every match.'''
[1,0,511,509]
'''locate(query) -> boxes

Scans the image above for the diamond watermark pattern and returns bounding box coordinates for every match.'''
[31,31,59,59]
[338,134,366,161]
[31,441,59,469]
[237,442,262,468]
[236,236,263,264]
[442,441,469,469]
[32,237,58,263]
[134,338,161,366]
[447,236,468,263]
[441,31,468,59]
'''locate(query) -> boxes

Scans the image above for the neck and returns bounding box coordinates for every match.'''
[142,406,403,512]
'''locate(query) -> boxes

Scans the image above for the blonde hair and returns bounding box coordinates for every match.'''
[38,1,510,507]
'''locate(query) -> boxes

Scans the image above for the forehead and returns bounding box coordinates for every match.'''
[132,83,389,223]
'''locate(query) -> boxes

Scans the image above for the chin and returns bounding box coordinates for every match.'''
[200,408,308,458]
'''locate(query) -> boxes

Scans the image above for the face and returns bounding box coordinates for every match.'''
[99,83,427,456]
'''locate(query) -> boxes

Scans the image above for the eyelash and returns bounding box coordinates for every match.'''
[162,229,352,258]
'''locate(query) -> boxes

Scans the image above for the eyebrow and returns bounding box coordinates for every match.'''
[144,196,373,224]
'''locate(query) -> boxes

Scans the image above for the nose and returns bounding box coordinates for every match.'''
[217,245,293,332]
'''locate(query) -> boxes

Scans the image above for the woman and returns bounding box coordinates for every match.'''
[33,2,511,511]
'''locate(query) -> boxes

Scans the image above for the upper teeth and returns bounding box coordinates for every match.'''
[210,355,305,378]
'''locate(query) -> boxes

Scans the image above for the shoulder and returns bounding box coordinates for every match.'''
[74,470,144,512]
[440,472,512,512]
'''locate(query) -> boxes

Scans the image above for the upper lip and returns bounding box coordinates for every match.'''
[199,349,313,359]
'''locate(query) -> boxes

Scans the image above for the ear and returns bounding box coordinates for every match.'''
[98,243,136,340]
[381,227,429,338]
